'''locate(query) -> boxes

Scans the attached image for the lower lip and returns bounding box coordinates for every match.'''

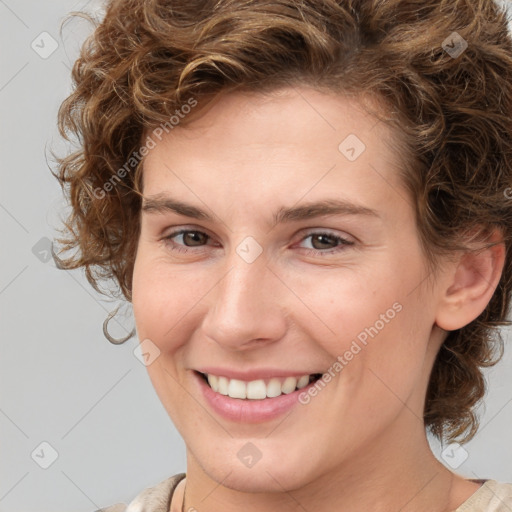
[194,371,318,423]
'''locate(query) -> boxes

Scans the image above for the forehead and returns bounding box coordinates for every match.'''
[140,87,410,221]
[146,87,388,155]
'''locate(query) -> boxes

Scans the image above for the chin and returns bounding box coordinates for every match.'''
[196,449,318,494]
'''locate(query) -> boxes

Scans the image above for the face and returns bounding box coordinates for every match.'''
[132,87,445,492]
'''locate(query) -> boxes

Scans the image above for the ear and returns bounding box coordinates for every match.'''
[435,228,506,331]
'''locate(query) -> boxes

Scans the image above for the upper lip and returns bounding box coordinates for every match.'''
[194,367,322,381]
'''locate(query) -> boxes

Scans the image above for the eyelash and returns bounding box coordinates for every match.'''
[162,229,354,256]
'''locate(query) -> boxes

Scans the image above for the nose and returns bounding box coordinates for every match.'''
[200,248,288,351]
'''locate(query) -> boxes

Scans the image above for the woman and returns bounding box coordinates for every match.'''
[54,0,512,510]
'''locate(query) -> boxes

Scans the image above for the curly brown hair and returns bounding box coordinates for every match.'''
[53,0,512,442]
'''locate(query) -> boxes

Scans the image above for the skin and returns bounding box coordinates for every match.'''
[131,86,505,512]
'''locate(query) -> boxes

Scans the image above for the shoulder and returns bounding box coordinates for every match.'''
[457,480,512,511]
[94,473,186,512]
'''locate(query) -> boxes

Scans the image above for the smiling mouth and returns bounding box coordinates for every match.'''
[196,371,323,400]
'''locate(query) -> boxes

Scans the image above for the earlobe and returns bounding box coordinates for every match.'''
[435,229,506,332]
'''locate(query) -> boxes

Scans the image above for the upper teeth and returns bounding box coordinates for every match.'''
[206,374,311,400]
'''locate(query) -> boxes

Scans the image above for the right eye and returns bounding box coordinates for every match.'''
[163,229,216,253]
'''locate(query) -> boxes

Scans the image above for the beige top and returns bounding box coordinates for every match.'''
[95,474,512,512]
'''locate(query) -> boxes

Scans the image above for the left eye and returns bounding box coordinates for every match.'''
[297,232,354,253]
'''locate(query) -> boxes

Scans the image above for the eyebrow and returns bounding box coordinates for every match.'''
[141,194,381,226]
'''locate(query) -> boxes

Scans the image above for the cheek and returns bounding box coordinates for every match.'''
[281,263,404,349]
[131,252,197,427]
[334,295,432,419]
[132,249,207,343]
[291,259,430,393]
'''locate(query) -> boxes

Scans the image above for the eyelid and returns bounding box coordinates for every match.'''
[162,226,353,243]
[297,227,354,242]
[161,224,217,240]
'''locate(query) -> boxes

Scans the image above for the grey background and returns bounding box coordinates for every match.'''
[1,1,511,510]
